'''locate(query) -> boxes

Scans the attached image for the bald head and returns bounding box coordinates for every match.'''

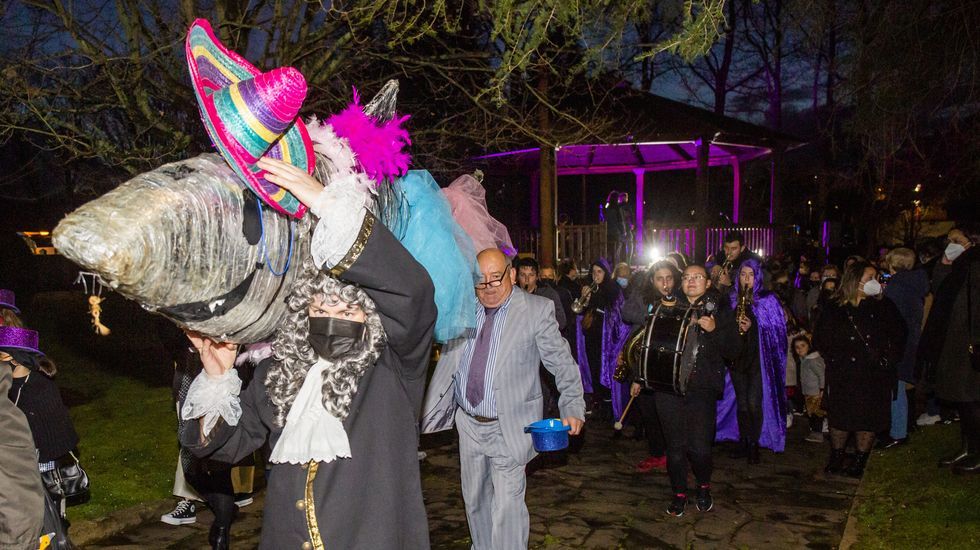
[476,248,513,308]
[477,248,508,270]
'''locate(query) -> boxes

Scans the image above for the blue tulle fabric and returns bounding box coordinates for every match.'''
[386,170,479,342]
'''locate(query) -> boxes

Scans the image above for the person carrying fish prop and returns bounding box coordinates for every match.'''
[53,19,481,550]
[175,19,474,550]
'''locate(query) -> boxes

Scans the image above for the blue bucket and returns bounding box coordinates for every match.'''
[524,418,571,452]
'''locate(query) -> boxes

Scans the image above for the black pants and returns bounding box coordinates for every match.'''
[654,391,717,494]
[540,365,560,418]
[636,391,665,456]
[959,401,980,445]
[584,313,609,401]
[185,459,236,532]
[732,366,764,443]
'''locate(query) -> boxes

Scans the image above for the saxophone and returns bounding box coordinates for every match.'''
[735,284,753,336]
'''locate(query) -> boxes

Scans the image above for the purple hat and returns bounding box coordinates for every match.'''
[0,326,41,355]
[0,289,19,313]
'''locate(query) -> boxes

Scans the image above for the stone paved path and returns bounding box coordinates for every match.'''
[88,420,857,549]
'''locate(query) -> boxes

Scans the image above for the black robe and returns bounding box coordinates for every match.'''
[183,215,436,550]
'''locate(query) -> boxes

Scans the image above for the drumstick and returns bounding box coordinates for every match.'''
[613,394,638,430]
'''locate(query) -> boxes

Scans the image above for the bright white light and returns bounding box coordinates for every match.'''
[755,248,765,258]
[646,247,663,264]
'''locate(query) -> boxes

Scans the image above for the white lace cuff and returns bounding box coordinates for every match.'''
[310,173,371,269]
[180,370,243,437]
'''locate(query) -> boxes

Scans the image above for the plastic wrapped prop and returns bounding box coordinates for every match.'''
[441,174,516,256]
[53,154,310,343]
[391,170,479,342]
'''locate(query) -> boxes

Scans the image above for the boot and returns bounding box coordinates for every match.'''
[748,442,761,464]
[952,453,980,475]
[824,449,846,475]
[729,438,749,459]
[845,452,870,478]
[938,434,972,468]
[209,524,230,550]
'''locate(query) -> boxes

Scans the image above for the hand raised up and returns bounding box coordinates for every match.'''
[257,157,324,209]
[186,331,238,379]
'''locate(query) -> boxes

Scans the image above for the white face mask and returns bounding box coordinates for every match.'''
[945,242,966,262]
[862,279,882,297]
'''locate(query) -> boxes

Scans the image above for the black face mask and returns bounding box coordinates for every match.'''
[308,317,366,360]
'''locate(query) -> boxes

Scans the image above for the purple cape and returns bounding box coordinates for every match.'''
[716,259,788,451]
[575,292,632,419]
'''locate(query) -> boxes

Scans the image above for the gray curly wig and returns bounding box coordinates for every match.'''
[265,257,387,427]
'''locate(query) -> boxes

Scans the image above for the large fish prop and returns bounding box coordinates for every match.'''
[52,85,401,343]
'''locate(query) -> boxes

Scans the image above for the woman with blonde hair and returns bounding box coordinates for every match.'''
[814,261,906,477]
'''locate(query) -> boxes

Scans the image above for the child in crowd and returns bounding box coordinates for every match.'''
[793,334,827,443]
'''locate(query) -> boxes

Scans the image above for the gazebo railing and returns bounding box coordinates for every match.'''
[528,224,775,265]
[557,224,608,267]
[645,225,774,260]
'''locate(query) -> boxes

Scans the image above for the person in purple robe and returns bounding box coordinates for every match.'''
[575,258,632,423]
[716,258,788,462]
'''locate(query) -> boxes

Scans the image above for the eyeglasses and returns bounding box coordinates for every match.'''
[475,266,510,290]
[681,274,706,281]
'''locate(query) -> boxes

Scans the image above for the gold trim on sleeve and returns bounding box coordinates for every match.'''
[328,213,375,278]
[304,460,325,550]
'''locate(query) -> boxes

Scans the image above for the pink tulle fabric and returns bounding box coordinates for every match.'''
[441,174,516,257]
[327,89,411,185]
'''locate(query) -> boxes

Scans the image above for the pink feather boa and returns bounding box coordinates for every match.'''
[327,89,411,185]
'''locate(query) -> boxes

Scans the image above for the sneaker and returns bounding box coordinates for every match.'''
[917,413,941,426]
[635,455,667,473]
[695,485,713,512]
[161,499,196,525]
[806,431,824,443]
[666,494,687,517]
[234,493,254,508]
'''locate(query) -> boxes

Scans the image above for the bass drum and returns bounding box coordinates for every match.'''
[627,307,694,395]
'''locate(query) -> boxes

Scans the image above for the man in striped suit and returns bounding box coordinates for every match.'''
[422,248,585,549]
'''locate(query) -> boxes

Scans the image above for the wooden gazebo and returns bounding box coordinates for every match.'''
[474,89,804,263]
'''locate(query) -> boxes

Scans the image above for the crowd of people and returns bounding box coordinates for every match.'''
[3,227,979,548]
[590,225,979,513]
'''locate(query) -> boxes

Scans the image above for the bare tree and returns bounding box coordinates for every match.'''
[1,0,728,211]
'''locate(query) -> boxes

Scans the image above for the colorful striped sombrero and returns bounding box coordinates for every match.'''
[186,19,314,219]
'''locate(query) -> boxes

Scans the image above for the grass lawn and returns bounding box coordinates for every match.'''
[26,292,180,522]
[853,423,980,549]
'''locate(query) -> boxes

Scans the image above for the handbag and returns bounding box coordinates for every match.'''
[41,451,90,505]
[845,309,892,372]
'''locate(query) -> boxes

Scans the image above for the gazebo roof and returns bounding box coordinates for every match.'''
[474,89,804,175]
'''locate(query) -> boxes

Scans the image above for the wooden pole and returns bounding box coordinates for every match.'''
[633,168,645,259]
[732,160,741,225]
[695,138,710,262]
[539,145,557,264]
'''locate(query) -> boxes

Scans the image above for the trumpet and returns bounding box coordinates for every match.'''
[571,282,599,314]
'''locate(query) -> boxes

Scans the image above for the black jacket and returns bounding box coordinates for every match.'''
[182,217,437,550]
[8,372,79,463]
